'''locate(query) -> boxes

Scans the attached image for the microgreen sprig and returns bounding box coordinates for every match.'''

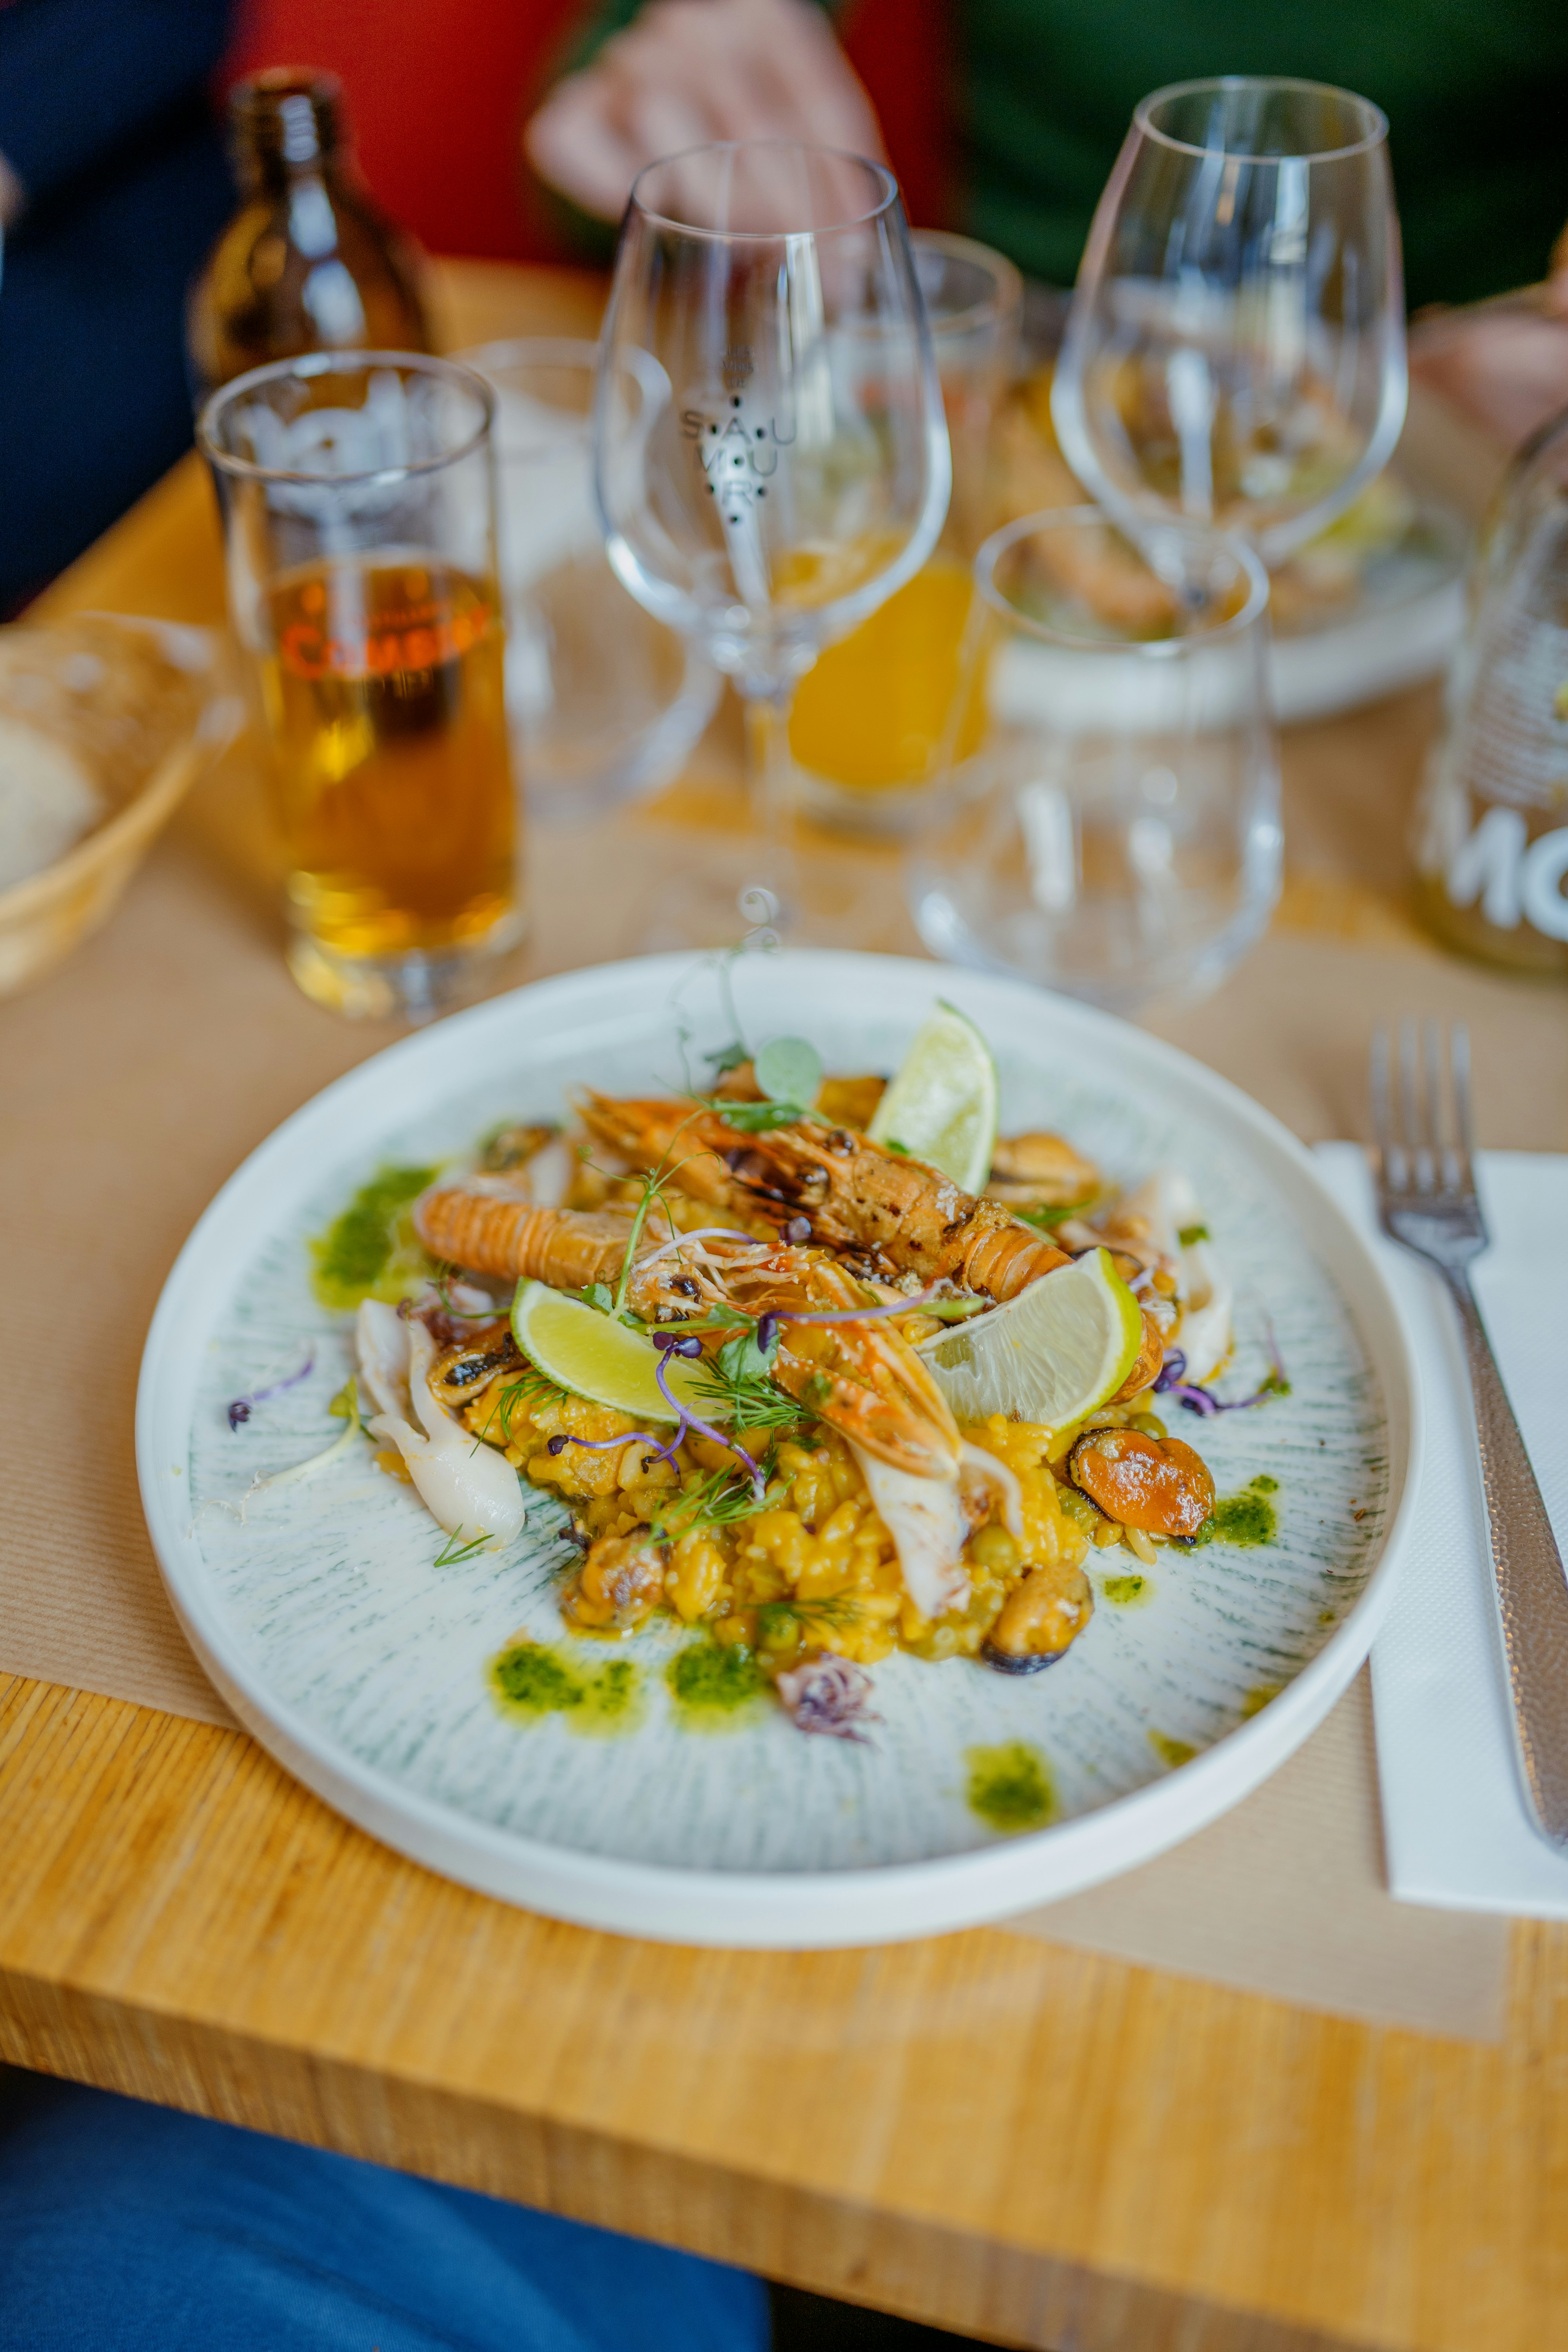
[690,1323,803,1434]
[649,1451,782,1541]
[434,1524,493,1568]
[757,1593,863,1637]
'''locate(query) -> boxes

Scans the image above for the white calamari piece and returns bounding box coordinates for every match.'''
[851,1444,969,1621]
[519,1133,574,1209]
[355,1298,413,1421]
[364,1327,526,1543]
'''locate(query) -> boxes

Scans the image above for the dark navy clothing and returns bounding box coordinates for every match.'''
[0,0,235,611]
[0,2068,770,2351]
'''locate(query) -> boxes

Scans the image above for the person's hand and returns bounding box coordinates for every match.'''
[0,155,23,230]
[524,0,885,223]
[1409,226,1568,449]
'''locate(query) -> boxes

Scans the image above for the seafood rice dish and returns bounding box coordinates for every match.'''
[283,1005,1281,1746]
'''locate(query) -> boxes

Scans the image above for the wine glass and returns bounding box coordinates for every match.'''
[593,140,950,944]
[909,507,1280,1011]
[1051,78,1407,570]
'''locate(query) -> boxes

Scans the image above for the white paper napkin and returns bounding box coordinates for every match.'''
[1314,1144,1568,1916]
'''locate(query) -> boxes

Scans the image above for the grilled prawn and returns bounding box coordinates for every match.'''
[715,1243,962,1482]
[415,1182,637,1292]
[575,1095,1070,1301]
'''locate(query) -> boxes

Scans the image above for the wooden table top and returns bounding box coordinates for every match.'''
[4,259,1567,2352]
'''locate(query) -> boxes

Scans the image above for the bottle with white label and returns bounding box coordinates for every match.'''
[1414,404,1568,976]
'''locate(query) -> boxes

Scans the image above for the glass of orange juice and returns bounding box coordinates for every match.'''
[200,352,523,1019]
[789,231,1023,832]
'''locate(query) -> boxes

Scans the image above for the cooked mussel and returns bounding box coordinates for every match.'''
[480,1121,559,1174]
[1067,1426,1214,1539]
[981,1560,1094,1673]
[429,1321,521,1409]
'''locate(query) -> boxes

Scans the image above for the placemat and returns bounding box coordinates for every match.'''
[1,750,1516,2042]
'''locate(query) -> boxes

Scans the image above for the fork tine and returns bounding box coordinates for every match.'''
[1370,1026,1396,1185]
[1399,1018,1432,1192]
[1451,1022,1475,1193]
[1424,1018,1448,1190]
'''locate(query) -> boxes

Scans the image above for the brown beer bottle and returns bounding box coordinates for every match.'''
[189,69,433,396]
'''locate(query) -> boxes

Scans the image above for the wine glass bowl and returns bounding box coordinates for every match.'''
[1052,77,1407,568]
[593,140,949,945]
[596,142,950,698]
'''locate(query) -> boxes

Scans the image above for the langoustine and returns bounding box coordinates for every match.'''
[575,1093,1072,1301]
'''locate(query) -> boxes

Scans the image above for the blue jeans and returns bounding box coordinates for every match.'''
[0,2069,769,2351]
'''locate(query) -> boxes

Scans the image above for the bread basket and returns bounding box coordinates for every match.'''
[0,613,241,996]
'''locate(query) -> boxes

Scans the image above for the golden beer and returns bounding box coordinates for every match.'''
[787,554,987,795]
[261,555,518,971]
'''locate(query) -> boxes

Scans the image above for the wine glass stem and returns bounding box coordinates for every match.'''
[740,683,796,936]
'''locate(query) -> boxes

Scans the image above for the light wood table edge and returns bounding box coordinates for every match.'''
[0,1936,1371,2352]
[1,1668,1531,2352]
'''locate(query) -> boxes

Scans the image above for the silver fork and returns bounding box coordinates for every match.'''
[1371,1020,1568,1848]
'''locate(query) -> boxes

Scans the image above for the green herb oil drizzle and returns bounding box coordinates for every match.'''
[965,1741,1056,1834]
[488,1641,641,1735]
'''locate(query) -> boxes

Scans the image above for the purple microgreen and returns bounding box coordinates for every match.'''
[228,1348,315,1431]
[1155,1338,1290,1417]
[653,1347,767,1499]
[546,1428,682,1468]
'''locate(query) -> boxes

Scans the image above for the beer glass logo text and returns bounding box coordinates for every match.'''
[279,576,491,682]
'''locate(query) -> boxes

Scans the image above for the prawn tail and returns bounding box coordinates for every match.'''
[415,1186,634,1290]
[956,1214,1072,1301]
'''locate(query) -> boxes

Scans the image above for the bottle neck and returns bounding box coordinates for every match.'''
[230,71,346,198]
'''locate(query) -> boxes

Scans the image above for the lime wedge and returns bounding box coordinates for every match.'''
[511,1282,711,1424]
[920,1248,1142,1428]
[867,1000,998,1193]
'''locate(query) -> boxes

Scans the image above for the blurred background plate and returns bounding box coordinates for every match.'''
[1007,292,1470,726]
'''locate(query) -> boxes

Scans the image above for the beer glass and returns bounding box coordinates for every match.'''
[200,351,522,1019]
[1053,79,1406,568]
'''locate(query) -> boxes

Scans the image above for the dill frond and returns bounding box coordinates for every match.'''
[434,1525,492,1568]
[689,1329,802,1432]
[757,1593,864,1637]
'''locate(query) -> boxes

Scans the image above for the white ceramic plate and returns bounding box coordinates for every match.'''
[137,952,1419,1946]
